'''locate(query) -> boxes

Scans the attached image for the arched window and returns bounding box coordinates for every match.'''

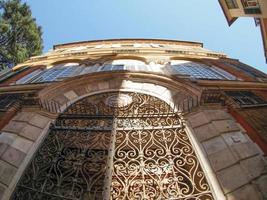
[12,92,214,199]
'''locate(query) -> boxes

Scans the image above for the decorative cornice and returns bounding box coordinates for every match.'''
[12,39,227,70]
[196,80,267,90]
[53,38,204,49]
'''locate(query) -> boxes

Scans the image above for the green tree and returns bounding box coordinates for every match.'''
[0,0,42,70]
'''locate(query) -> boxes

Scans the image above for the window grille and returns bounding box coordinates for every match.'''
[0,93,22,110]
[201,90,225,104]
[11,92,214,200]
[225,91,267,107]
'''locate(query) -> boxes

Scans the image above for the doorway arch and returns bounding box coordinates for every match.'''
[12,91,214,199]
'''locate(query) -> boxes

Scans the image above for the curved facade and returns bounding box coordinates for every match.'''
[0,39,267,199]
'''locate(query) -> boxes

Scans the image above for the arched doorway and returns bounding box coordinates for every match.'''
[12,92,214,199]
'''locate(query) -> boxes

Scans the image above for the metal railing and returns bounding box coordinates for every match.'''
[200,89,226,105]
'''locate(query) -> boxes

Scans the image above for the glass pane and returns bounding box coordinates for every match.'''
[225,0,239,9]
[172,63,225,80]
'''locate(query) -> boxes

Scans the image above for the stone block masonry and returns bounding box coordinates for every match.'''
[187,107,267,199]
[0,111,54,200]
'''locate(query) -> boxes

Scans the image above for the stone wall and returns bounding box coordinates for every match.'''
[187,107,267,199]
[0,111,54,200]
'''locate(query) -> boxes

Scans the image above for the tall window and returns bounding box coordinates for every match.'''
[170,60,236,80]
[225,0,239,9]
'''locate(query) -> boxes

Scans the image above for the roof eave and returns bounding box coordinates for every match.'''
[218,0,238,26]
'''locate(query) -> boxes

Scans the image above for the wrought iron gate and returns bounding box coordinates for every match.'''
[12,92,214,200]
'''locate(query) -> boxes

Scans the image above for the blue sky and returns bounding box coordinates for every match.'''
[24,0,267,73]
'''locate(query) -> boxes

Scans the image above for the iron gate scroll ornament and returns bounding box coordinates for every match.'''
[12,92,214,200]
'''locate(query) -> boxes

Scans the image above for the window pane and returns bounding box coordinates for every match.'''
[225,0,239,9]
[225,91,267,106]
[171,61,235,80]
[111,64,124,71]
[16,69,44,84]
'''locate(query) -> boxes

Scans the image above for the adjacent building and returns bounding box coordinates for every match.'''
[0,39,267,199]
[219,0,267,62]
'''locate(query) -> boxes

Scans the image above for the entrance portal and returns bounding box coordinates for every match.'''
[12,92,214,199]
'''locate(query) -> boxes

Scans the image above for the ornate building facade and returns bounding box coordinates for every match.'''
[0,39,267,199]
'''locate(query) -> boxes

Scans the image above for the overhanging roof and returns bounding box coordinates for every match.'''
[218,0,238,26]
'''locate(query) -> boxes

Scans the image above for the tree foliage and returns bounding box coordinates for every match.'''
[0,0,42,70]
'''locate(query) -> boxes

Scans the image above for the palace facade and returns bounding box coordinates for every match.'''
[0,39,267,199]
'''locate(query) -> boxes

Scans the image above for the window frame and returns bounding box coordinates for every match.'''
[241,0,262,14]
[170,61,236,80]
[225,0,239,9]
[225,91,267,107]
